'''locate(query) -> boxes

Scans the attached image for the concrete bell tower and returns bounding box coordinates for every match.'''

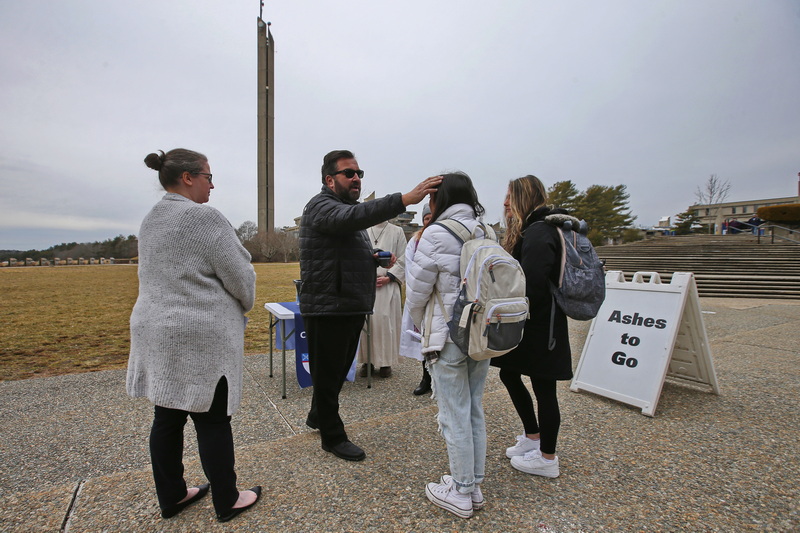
[257,4,275,235]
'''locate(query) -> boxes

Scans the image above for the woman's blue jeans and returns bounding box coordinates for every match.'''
[429,342,490,494]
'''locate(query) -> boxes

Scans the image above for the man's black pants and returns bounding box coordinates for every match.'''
[304,314,366,447]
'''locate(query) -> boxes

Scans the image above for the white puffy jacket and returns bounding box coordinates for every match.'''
[406,203,487,354]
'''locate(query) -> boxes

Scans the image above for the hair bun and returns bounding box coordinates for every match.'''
[144,150,166,171]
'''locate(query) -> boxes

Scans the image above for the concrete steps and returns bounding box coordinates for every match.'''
[596,234,800,298]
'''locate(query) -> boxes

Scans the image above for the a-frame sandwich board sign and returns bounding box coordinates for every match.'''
[570,271,720,416]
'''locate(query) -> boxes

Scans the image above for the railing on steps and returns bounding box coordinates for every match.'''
[728,220,800,244]
[755,224,800,245]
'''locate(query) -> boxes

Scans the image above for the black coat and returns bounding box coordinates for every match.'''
[298,186,406,316]
[491,206,573,380]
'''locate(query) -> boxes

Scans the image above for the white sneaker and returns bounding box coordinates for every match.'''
[505,434,540,458]
[440,475,484,510]
[425,479,473,518]
[510,449,560,478]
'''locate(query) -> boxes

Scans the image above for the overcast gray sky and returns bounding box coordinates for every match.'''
[1,0,798,251]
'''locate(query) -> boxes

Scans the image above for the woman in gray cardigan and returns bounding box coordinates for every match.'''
[127,148,261,522]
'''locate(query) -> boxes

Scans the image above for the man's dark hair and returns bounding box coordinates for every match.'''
[321,150,356,183]
[429,171,485,223]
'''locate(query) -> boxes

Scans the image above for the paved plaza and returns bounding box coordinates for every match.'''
[0,298,798,531]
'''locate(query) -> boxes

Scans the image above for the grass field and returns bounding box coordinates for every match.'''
[0,263,300,382]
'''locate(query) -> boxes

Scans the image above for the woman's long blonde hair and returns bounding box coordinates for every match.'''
[503,175,548,253]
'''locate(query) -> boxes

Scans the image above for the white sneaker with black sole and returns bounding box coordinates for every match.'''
[510,449,560,478]
[505,434,540,458]
[425,478,473,518]
[440,475,484,510]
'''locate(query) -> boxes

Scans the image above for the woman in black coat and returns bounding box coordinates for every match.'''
[490,175,572,478]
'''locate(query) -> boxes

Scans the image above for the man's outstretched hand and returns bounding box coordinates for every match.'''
[402,175,443,206]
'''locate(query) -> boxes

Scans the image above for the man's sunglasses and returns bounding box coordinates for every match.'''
[332,168,364,179]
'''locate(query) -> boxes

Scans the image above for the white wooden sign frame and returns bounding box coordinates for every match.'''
[570,271,720,416]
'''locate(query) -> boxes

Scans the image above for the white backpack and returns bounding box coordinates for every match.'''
[426,219,529,360]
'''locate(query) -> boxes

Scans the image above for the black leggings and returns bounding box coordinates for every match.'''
[499,369,560,455]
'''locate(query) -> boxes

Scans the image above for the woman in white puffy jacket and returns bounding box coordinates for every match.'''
[406,172,490,519]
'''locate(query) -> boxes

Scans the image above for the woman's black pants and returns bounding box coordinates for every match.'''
[149,377,238,515]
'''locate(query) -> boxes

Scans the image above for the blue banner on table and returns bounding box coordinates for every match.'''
[275,301,358,388]
[294,317,359,387]
[293,313,313,388]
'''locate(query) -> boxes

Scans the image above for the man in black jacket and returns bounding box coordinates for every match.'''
[299,149,441,461]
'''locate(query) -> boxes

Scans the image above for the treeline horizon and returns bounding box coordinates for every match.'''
[0,234,139,262]
[2,180,643,262]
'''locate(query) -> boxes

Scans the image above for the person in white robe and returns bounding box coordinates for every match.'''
[358,220,408,377]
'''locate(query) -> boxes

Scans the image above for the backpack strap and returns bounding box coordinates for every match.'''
[433,285,449,322]
[422,295,433,349]
[435,219,498,243]
[550,226,566,350]
[481,223,498,242]
[433,219,470,244]
[547,298,557,351]
[422,285,450,350]
[553,227,567,289]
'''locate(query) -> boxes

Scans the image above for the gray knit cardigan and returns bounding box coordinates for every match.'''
[127,193,256,415]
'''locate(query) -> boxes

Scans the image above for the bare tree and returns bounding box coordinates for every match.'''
[274,230,299,263]
[695,174,731,205]
[251,232,279,262]
[694,174,732,234]
[242,230,298,262]
[235,220,258,243]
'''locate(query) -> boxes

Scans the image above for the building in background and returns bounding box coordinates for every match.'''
[692,195,799,234]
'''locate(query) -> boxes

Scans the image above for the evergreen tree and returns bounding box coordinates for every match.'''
[547,180,582,212]
[674,209,700,235]
[576,184,635,243]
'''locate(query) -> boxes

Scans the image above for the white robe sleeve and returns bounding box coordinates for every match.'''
[387,226,408,284]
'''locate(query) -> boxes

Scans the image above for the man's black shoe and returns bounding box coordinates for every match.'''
[305,417,319,430]
[322,440,366,461]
